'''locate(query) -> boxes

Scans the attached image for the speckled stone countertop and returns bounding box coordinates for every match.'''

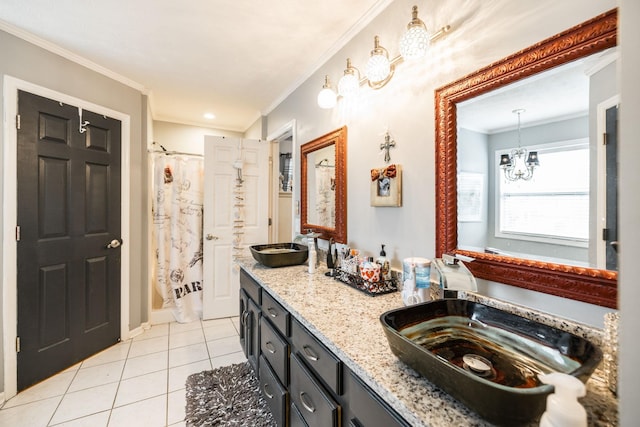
[237,255,618,426]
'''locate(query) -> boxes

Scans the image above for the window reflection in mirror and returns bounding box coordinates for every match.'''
[457,47,618,271]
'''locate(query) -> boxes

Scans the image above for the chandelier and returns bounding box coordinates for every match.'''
[499,109,539,181]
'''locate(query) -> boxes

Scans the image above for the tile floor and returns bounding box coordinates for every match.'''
[0,317,246,427]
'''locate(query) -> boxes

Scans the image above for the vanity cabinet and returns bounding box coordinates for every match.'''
[240,268,410,427]
[240,269,261,372]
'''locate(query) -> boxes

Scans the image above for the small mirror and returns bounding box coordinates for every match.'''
[301,126,347,243]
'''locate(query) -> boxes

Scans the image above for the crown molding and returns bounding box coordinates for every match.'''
[0,19,148,94]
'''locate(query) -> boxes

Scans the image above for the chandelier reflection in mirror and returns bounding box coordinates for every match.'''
[317,5,450,108]
[499,109,540,181]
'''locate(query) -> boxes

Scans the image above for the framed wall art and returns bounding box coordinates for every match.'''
[371,164,402,207]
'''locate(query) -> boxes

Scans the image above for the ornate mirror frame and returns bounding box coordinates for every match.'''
[301,126,348,243]
[435,9,618,308]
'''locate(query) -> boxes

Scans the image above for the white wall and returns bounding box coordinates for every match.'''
[266,0,617,327]
[153,120,242,155]
[619,0,640,424]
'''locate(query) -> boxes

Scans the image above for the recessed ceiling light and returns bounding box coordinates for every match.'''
[204,113,215,119]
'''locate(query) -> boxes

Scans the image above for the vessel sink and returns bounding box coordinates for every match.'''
[380,299,602,426]
[250,243,308,267]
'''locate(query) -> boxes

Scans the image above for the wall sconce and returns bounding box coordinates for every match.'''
[338,58,361,97]
[317,75,337,109]
[365,36,393,88]
[399,5,430,60]
[316,5,450,107]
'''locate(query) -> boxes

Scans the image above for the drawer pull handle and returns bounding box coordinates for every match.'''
[263,383,274,399]
[299,392,316,413]
[240,310,248,327]
[265,341,276,354]
[267,307,278,318]
[302,345,319,361]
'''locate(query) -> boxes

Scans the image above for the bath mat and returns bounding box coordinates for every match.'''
[185,362,275,427]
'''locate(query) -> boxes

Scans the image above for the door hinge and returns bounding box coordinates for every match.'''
[16,336,20,353]
[602,228,610,241]
[268,218,272,226]
[16,225,20,241]
[603,132,608,145]
[16,114,21,130]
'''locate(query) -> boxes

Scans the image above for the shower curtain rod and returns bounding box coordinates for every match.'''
[148,149,203,158]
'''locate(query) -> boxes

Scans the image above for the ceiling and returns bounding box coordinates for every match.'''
[458,47,618,134]
[0,0,391,132]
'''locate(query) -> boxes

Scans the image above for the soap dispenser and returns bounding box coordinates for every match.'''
[538,372,587,427]
[376,244,390,281]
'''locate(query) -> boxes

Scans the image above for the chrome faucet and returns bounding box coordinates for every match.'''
[429,255,478,300]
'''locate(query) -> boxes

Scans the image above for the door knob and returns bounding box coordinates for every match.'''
[206,234,219,241]
[106,239,122,249]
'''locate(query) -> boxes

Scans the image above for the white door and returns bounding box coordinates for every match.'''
[203,136,269,319]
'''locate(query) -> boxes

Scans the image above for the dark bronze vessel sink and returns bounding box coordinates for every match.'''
[250,243,308,267]
[380,299,602,426]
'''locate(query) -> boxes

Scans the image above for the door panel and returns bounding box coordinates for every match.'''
[17,91,121,390]
[203,137,268,319]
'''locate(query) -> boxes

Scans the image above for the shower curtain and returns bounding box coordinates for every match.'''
[152,153,204,323]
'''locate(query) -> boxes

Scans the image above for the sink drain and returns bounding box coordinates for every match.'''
[462,354,494,378]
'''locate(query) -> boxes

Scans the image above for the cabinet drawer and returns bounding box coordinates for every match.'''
[260,316,289,385]
[344,370,410,427]
[240,268,261,304]
[259,355,288,427]
[290,353,340,427]
[262,291,290,337]
[290,403,308,427]
[292,319,342,395]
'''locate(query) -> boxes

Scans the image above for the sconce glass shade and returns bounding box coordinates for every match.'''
[338,58,360,97]
[400,6,429,60]
[365,36,391,83]
[317,75,337,109]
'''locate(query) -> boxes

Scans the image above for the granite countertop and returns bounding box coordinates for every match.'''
[237,255,618,427]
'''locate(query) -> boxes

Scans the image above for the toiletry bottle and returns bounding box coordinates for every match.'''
[377,244,390,281]
[538,372,587,427]
[308,236,317,274]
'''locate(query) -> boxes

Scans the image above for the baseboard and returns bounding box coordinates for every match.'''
[0,391,5,408]
[149,307,176,325]
[127,322,151,340]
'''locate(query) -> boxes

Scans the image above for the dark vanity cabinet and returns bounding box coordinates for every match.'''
[239,268,411,427]
[240,269,261,372]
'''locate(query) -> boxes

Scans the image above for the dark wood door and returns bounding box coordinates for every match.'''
[605,105,618,271]
[17,91,122,390]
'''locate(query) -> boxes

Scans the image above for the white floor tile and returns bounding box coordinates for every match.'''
[167,388,186,425]
[0,395,61,427]
[108,395,167,427]
[122,351,168,380]
[134,323,170,341]
[68,360,125,393]
[169,342,209,368]
[203,321,238,342]
[128,335,169,359]
[169,328,205,349]
[5,316,241,427]
[81,342,131,369]
[51,410,110,427]
[50,382,119,425]
[2,370,75,408]
[114,370,167,408]
[207,335,243,358]
[211,351,247,369]
[168,360,211,392]
[169,320,203,334]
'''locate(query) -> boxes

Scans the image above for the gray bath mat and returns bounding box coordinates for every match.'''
[185,362,275,427]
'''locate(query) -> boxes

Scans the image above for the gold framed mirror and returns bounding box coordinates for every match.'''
[301,126,347,243]
[435,9,617,308]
